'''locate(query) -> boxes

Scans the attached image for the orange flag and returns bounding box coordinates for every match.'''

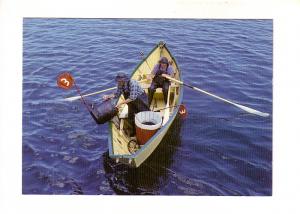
[57,72,74,90]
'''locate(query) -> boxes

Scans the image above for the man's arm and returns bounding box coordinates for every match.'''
[147,64,159,80]
[103,84,121,100]
[116,80,139,108]
[162,65,175,79]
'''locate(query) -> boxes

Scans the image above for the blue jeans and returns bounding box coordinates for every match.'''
[127,92,149,136]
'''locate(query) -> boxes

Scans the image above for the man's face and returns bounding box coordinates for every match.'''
[160,62,168,70]
[117,80,125,87]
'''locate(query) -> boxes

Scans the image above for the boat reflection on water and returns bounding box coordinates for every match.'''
[103,115,183,195]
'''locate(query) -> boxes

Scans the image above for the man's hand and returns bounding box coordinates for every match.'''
[103,94,114,101]
[161,73,169,78]
[115,102,124,110]
[116,98,131,109]
[147,74,154,81]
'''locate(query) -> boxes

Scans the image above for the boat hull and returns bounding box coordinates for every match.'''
[107,42,183,168]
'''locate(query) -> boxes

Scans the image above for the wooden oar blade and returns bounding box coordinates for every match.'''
[65,96,81,101]
[235,104,270,117]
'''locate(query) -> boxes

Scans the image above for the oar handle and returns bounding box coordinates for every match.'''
[154,104,181,112]
[163,75,183,85]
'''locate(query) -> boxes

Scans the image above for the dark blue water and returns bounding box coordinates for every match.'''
[23,19,272,195]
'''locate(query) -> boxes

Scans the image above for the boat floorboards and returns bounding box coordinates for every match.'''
[112,124,131,155]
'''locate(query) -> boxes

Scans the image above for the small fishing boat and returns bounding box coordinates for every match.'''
[108,42,183,168]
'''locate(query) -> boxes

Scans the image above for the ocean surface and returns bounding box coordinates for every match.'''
[23,19,272,195]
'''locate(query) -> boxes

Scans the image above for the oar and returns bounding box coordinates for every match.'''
[154,104,187,119]
[162,85,171,125]
[65,87,117,101]
[163,75,270,117]
[64,79,148,102]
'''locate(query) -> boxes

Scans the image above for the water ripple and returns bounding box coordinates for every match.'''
[23,19,272,195]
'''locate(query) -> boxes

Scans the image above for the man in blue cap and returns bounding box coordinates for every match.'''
[103,72,149,136]
[147,56,174,106]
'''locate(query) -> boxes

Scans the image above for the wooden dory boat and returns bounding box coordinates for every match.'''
[108,42,183,168]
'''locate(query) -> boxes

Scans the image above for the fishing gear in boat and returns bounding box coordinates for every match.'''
[89,99,118,124]
[127,139,140,154]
